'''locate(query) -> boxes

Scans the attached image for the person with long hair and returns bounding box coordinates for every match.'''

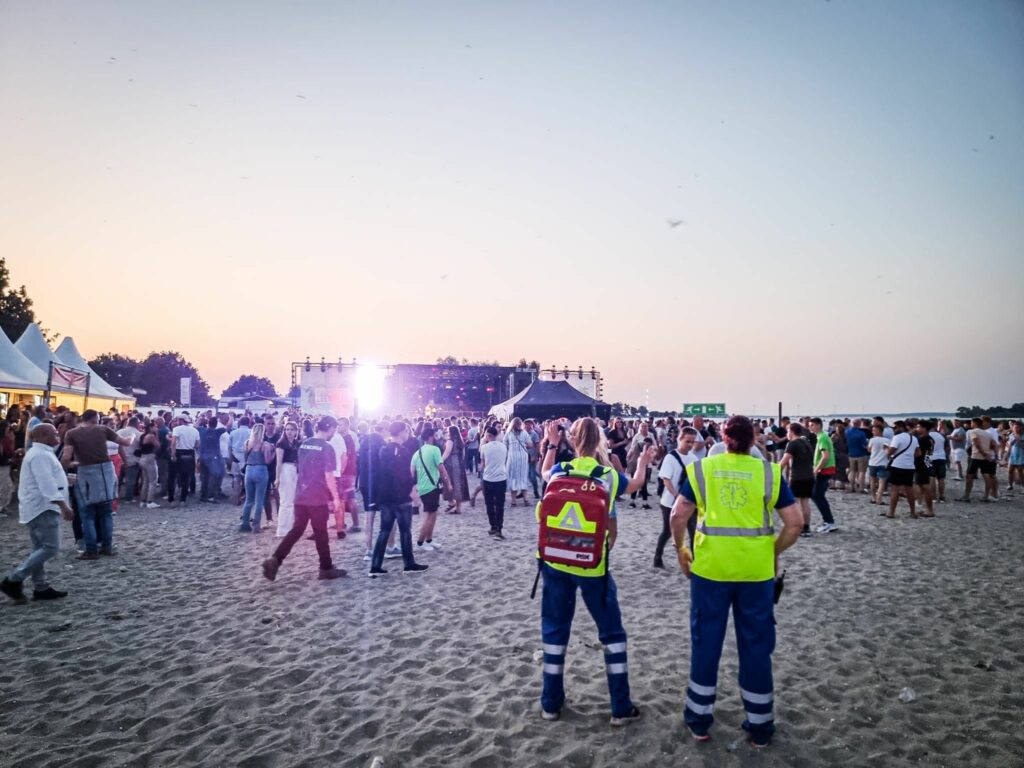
[535,416,656,726]
[274,422,301,537]
[137,421,161,508]
[442,424,470,514]
[239,423,271,533]
[605,417,629,469]
[504,417,533,507]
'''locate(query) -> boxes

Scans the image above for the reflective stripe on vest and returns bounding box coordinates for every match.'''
[686,453,781,582]
[692,458,775,536]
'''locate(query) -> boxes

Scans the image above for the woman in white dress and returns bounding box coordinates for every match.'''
[504,417,532,507]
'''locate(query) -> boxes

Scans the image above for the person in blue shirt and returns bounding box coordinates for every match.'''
[845,419,870,494]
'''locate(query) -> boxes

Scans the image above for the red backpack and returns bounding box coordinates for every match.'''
[531,460,615,598]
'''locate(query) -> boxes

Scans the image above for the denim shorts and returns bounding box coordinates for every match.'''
[868,465,889,479]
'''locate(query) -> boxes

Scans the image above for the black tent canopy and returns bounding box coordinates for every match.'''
[488,379,611,422]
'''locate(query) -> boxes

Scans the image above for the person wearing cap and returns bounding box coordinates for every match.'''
[669,416,803,748]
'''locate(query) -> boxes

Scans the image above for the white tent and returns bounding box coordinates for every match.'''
[0,328,48,390]
[53,337,132,402]
[16,323,69,379]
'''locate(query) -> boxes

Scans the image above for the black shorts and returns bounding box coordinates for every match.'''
[888,468,915,487]
[914,468,931,486]
[968,459,996,477]
[790,478,813,499]
[930,460,947,479]
[421,488,441,513]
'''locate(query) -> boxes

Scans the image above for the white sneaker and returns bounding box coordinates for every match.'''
[816,522,838,534]
[428,541,442,551]
[417,542,435,552]
[147,502,161,509]
[363,550,372,561]
[384,546,402,559]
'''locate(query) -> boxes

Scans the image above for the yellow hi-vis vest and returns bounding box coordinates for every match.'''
[536,456,620,578]
[684,452,781,583]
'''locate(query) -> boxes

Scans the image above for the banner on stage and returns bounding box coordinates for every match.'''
[299,366,356,417]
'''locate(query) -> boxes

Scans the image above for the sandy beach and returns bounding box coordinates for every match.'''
[1,476,1022,768]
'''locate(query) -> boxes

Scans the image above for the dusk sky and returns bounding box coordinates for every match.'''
[2,1,1021,413]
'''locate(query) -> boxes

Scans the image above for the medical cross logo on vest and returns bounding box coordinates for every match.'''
[718,480,749,511]
[536,457,618,574]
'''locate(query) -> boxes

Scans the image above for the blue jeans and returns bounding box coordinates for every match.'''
[200,455,225,499]
[685,574,776,744]
[76,496,113,554]
[120,464,141,500]
[540,563,633,717]
[9,510,60,589]
[240,464,269,530]
[528,461,541,497]
[812,473,834,524]
[371,502,416,570]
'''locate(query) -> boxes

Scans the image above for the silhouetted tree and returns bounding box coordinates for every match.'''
[135,351,213,406]
[0,258,53,342]
[222,375,279,398]
[88,353,141,392]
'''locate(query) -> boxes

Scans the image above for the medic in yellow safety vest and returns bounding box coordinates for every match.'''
[669,415,803,748]
[535,417,656,726]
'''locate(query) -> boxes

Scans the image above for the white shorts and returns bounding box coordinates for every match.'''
[952,448,967,463]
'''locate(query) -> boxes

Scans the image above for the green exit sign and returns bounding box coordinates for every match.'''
[682,403,726,416]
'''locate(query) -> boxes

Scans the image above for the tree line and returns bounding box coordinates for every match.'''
[955,404,1024,419]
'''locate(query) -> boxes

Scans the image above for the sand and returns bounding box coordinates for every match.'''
[1,474,1022,768]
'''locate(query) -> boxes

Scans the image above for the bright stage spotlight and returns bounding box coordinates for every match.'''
[356,364,386,411]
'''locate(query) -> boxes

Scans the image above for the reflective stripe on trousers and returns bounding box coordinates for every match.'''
[685,574,775,741]
[539,563,633,718]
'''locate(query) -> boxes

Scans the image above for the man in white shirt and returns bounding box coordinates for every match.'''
[689,416,715,460]
[169,417,201,505]
[1,424,73,604]
[949,421,968,481]
[963,417,998,502]
[925,421,948,503]
[328,424,349,538]
[655,428,696,569]
[479,426,509,539]
[885,421,919,518]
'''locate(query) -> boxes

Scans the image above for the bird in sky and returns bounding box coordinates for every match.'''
[667,218,686,228]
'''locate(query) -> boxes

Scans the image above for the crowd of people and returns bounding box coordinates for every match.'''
[0,404,1021,595]
[1,400,1021,746]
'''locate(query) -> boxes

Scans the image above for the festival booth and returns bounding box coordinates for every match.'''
[53,336,135,412]
[488,379,611,422]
